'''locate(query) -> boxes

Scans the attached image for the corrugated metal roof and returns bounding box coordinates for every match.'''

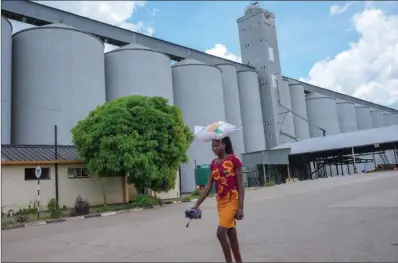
[1,145,81,162]
[272,125,398,155]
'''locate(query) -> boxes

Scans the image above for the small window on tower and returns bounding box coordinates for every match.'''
[268,47,274,62]
[271,74,277,88]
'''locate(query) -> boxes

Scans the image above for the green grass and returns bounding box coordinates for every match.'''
[263,181,276,187]
[1,198,163,230]
[90,203,133,213]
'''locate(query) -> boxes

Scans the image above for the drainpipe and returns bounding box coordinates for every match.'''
[54,125,59,203]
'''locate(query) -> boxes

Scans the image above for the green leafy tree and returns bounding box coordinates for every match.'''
[71,95,193,205]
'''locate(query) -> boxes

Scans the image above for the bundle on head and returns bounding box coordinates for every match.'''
[185,208,202,227]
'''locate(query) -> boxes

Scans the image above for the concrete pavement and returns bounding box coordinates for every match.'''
[2,171,398,262]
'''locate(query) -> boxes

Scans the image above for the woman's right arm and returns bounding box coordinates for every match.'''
[193,173,214,209]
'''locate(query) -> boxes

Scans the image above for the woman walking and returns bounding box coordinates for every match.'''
[192,136,245,263]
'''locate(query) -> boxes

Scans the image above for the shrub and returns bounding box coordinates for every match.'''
[71,195,90,216]
[47,198,62,219]
[131,195,162,208]
[26,202,37,214]
[181,196,192,202]
[15,208,29,223]
[263,181,275,187]
[191,189,202,197]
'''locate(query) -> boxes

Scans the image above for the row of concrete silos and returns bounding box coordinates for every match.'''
[2,19,267,192]
[172,61,268,191]
[287,82,398,175]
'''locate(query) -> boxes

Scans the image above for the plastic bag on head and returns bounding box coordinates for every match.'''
[194,121,240,142]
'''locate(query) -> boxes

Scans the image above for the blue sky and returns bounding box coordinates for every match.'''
[127,1,397,80]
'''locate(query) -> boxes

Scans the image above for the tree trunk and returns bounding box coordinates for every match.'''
[98,175,107,207]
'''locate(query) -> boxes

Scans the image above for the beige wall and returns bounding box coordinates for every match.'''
[1,163,127,213]
[58,163,127,207]
[2,164,56,213]
[149,171,181,200]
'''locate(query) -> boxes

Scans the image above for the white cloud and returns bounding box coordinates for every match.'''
[330,2,353,16]
[300,7,398,108]
[35,1,154,36]
[205,44,242,63]
[151,8,159,16]
[8,1,153,53]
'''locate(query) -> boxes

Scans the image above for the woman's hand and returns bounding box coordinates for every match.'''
[235,208,244,220]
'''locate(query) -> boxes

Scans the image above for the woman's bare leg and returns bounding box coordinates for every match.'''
[217,226,233,262]
[228,228,242,263]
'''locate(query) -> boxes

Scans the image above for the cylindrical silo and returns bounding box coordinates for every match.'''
[237,70,267,153]
[305,92,340,137]
[216,64,245,157]
[2,16,12,144]
[336,99,358,133]
[172,59,225,193]
[105,43,174,103]
[371,108,384,166]
[12,23,106,145]
[355,105,373,130]
[370,109,384,128]
[278,80,295,143]
[382,112,395,126]
[289,83,310,140]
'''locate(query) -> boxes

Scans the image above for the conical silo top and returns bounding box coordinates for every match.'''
[116,43,153,51]
[41,23,76,29]
[336,99,353,104]
[13,22,103,46]
[106,43,169,57]
[172,58,207,67]
[1,15,13,30]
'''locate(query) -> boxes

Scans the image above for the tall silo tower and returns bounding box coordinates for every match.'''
[172,59,225,193]
[1,16,12,144]
[12,23,106,145]
[237,2,282,148]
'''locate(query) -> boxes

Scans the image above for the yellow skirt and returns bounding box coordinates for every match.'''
[217,197,239,228]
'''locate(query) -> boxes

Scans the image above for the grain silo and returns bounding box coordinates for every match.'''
[289,83,310,140]
[105,43,173,103]
[370,109,384,128]
[1,16,12,144]
[237,70,267,153]
[216,64,245,157]
[355,105,373,130]
[278,80,295,143]
[382,112,395,126]
[305,92,340,137]
[172,59,225,193]
[12,23,106,145]
[336,99,358,133]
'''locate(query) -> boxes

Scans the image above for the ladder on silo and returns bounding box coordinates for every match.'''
[380,152,390,164]
[279,104,326,137]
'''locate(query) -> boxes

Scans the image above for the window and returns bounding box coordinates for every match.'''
[271,74,277,88]
[25,167,50,181]
[268,47,274,62]
[68,168,90,179]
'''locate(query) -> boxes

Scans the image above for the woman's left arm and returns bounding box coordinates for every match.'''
[232,155,245,219]
[236,166,245,212]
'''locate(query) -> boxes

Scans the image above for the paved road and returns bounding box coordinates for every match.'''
[3,171,398,262]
